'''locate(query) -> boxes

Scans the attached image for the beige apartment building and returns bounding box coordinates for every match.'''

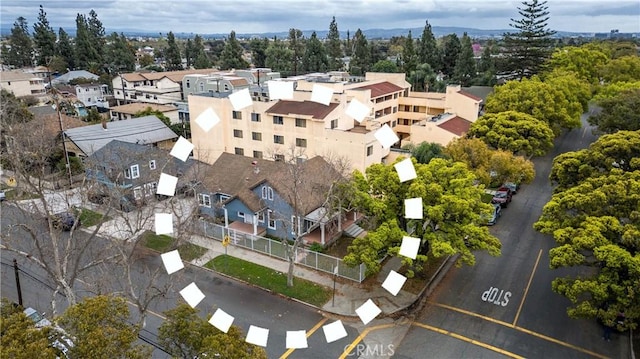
[188,71,483,173]
[0,70,47,99]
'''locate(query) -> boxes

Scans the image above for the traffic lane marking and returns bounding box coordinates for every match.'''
[278,317,328,359]
[411,322,525,359]
[338,323,396,359]
[513,249,543,326]
[429,301,610,359]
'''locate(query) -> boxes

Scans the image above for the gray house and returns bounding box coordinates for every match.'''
[195,153,343,245]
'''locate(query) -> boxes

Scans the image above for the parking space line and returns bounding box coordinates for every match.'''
[278,317,328,359]
[412,322,525,359]
[429,301,610,359]
[338,323,396,359]
[513,249,542,326]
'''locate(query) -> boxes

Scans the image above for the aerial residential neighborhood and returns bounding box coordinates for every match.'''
[1,0,638,358]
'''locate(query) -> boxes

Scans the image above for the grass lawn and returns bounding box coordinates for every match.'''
[140,231,207,262]
[78,208,110,227]
[205,255,332,307]
[2,188,39,201]
[398,254,449,295]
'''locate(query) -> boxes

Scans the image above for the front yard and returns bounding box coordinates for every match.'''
[140,231,207,262]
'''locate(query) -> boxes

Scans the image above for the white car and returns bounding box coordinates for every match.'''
[23,307,52,328]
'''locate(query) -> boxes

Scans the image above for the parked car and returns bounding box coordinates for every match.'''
[487,203,502,225]
[0,190,6,201]
[52,212,80,231]
[491,186,513,208]
[503,182,520,195]
[23,307,52,328]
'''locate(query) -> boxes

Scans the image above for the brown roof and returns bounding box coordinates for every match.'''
[18,108,86,139]
[109,103,177,114]
[0,71,41,82]
[437,116,472,136]
[458,90,483,101]
[200,153,340,214]
[266,100,339,120]
[229,78,249,86]
[352,81,404,98]
[122,69,220,83]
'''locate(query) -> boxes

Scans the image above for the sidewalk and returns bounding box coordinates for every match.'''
[186,234,434,318]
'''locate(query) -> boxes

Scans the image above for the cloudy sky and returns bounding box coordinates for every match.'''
[1,0,639,35]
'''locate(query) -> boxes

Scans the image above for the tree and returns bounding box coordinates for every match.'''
[533,170,640,331]
[326,16,343,71]
[440,33,461,78]
[408,63,444,92]
[475,41,497,86]
[138,53,154,68]
[349,29,371,76]
[158,303,267,359]
[588,89,640,134]
[484,76,582,134]
[417,20,441,72]
[549,130,640,191]
[344,157,502,276]
[499,0,556,80]
[74,12,103,71]
[546,46,609,85]
[2,17,33,67]
[542,68,592,114]
[249,37,269,68]
[265,37,293,75]
[58,295,150,358]
[371,60,400,73]
[55,27,75,70]
[219,31,248,70]
[445,137,535,186]
[184,38,194,68]
[401,31,418,76]
[192,35,211,69]
[0,298,57,359]
[302,31,328,73]
[104,32,137,73]
[468,111,555,157]
[453,32,476,86]
[401,141,446,164]
[600,55,640,84]
[164,31,183,71]
[287,28,305,75]
[32,5,57,66]
[592,81,640,103]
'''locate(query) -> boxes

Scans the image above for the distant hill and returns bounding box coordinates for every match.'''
[0,25,627,40]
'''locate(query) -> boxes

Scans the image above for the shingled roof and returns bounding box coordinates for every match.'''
[200,153,341,215]
[437,116,472,136]
[352,81,404,98]
[266,100,339,120]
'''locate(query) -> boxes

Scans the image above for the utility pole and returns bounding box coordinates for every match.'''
[13,259,23,307]
[46,63,74,187]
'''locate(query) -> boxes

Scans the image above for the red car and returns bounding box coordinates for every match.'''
[491,186,513,208]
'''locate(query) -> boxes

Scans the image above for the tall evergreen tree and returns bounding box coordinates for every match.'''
[302,32,328,73]
[350,29,371,76]
[476,41,497,86]
[219,31,248,70]
[287,28,305,76]
[440,33,461,78]
[104,32,136,72]
[2,17,33,67]
[500,0,557,80]
[164,31,183,70]
[32,5,56,66]
[249,37,269,68]
[418,20,441,72]
[184,38,194,68]
[74,13,102,70]
[326,16,343,70]
[402,30,418,76]
[55,27,75,70]
[453,32,476,86]
[265,37,293,75]
[192,35,211,69]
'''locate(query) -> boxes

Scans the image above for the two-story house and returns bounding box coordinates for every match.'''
[85,140,194,210]
[0,70,47,99]
[74,83,110,109]
[195,153,344,245]
[109,102,180,123]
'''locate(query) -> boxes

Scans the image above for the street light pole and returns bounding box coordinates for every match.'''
[13,259,23,307]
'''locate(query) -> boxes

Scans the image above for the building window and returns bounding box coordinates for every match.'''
[186,80,190,88]
[273,116,283,125]
[274,135,284,144]
[257,211,265,223]
[253,151,263,159]
[267,210,276,229]
[198,193,211,207]
[234,147,244,155]
[261,186,267,199]
[295,118,306,127]
[233,129,243,138]
[291,215,298,235]
[251,113,261,122]
[133,186,143,199]
[237,211,245,220]
[274,154,285,161]
[392,120,397,127]
[330,119,338,129]
[252,132,262,141]
[219,194,230,203]
[366,145,373,156]
[124,168,131,179]
[232,111,242,119]
[261,186,275,200]
[149,160,156,170]
[130,165,140,179]
[295,138,307,148]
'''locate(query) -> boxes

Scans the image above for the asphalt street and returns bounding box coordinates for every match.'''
[393,113,629,358]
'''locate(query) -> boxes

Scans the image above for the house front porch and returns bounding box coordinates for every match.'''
[302,210,363,246]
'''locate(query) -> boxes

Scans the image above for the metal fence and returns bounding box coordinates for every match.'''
[193,219,367,283]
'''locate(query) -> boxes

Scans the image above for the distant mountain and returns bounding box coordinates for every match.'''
[0,25,624,40]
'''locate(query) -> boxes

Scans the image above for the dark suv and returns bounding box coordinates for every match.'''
[52,212,80,231]
[491,186,513,208]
